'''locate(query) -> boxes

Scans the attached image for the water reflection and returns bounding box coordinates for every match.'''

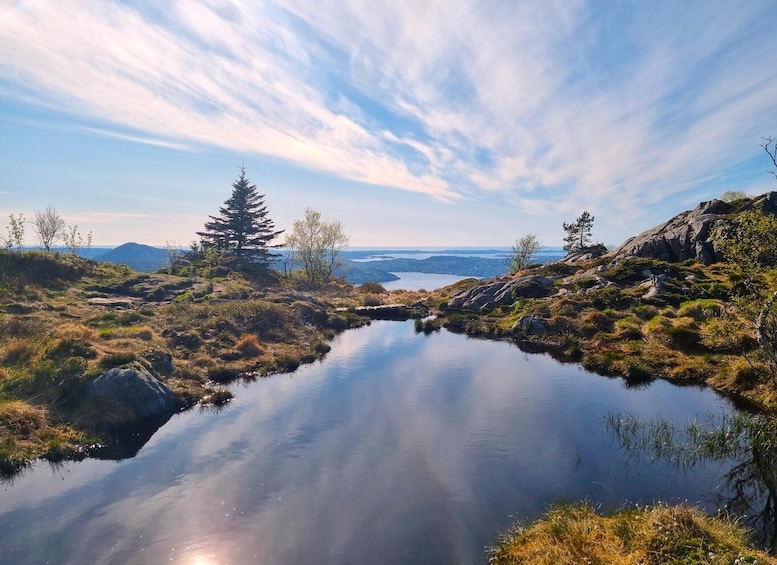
[0,321,744,564]
[608,412,777,549]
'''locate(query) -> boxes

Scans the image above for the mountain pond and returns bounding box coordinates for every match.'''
[0,320,765,564]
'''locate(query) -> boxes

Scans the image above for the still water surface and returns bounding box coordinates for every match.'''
[0,321,740,564]
[381,272,474,291]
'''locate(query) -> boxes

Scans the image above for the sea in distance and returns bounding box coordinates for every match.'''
[60,244,568,290]
[342,246,567,290]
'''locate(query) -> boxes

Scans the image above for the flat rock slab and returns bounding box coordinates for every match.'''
[87,297,142,308]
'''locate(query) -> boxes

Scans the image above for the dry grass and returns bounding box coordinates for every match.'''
[0,400,86,472]
[490,502,776,565]
[235,334,266,357]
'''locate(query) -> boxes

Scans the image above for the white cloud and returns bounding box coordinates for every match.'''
[1,0,776,222]
[79,127,192,151]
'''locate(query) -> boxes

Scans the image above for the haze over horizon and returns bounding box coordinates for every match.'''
[2,1,777,248]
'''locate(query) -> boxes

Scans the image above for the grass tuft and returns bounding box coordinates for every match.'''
[489,501,776,565]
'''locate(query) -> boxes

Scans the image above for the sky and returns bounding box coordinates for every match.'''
[1,1,777,248]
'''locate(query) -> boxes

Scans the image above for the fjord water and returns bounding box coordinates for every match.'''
[0,321,739,564]
[380,271,473,291]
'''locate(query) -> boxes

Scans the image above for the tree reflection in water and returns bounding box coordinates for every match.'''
[607,412,777,550]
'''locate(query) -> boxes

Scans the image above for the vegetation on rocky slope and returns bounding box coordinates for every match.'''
[432,254,777,409]
[0,251,371,474]
[489,501,777,565]
[4,192,777,562]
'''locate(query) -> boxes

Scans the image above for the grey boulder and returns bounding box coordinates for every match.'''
[87,366,180,423]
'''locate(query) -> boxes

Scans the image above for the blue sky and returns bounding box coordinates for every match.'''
[1,1,777,247]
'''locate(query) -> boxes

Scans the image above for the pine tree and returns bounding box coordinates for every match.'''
[563,211,594,252]
[197,167,283,268]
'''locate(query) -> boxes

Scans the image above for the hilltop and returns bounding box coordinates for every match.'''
[4,193,777,562]
[2,192,777,473]
[433,192,777,409]
[93,242,169,272]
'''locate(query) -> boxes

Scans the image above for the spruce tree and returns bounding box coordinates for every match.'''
[197,167,283,268]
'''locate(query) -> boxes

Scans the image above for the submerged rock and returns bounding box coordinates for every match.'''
[87,365,181,424]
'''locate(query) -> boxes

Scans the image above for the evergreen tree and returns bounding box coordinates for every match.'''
[563,211,595,252]
[197,168,283,268]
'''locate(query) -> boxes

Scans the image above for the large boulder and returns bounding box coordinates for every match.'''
[87,365,181,424]
[610,192,777,265]
[448,276,554,310]
[611,199,732,264]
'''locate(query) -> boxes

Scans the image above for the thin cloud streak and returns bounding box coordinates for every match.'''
[79,127,192,151]
[1,0,776,221]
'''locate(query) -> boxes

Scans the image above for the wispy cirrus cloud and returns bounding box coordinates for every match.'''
[79,127,192,151]
[1,0,776,222]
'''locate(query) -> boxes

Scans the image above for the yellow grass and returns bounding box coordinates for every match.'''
[490,502,777,565]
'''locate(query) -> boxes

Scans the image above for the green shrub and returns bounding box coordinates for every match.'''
[3,341,36,365]
[588,287,629,309]
[550,298,579,318]
[445,312,479,333]
[116,312,143,326]
[644,315,673,335]
[624,359,652,381]
[359,281,387,294]
[629,303,658,320]
[539,262,579,277]
[677,299,723,321]
[44,338,96,360]
[98,353,137,370]
[666,326,701,350]
[207,366,241,383]
[274,355,300,373]
[582,352,618,374]
[202,387,233,406]
[700,318,755,352]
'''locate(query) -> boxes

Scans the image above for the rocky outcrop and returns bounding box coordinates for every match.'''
[512,314,550,335]
[611,199,731,264]
[610,192,777,265]
[448,276,554,311]
[641,273,670,300]
[87,365,181,425]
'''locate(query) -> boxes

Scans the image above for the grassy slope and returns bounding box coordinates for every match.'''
[432,256,777,410]
[4,251,777,561]
[0,251,368,473]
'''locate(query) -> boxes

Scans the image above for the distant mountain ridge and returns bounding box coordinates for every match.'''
[93,242,168,273]
[89,243,558,281]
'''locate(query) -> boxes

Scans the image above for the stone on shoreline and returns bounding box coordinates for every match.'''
[87,365,181,424]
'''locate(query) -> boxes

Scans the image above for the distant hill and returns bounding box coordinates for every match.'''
[89,245,557,281]
[94,242,168,273]
[337,262,399,284]
[356,255,508,278]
